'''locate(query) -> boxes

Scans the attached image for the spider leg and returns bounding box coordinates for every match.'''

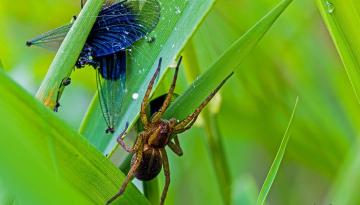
[174,115,198,134]
[168,135,183,156]
[107,136,144,205]
[159,148,170,205]
[117,122,141,153]
[141,58,162,127]
[174,73,233,131]
[152,57,183,122]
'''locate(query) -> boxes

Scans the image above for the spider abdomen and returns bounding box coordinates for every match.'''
[133,146,162,181]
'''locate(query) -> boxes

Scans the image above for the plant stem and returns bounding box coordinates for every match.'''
[202,109,232,205]
[35,0,105,109]
[182,42,232,204]
[143,179,160,205]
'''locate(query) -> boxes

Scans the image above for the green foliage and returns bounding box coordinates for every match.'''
[0,69,149,205]
[2,0,360,204]
[316,0,360,204]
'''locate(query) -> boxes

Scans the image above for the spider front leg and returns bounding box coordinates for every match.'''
[141,58,162,127]
[168,135,183,156]
[107,135,144,205]
[152,57,183,122]
[160,148,170,205]
[174,72,233,131]
[117,122,138,153]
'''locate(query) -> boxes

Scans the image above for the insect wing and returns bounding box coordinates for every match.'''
[96,51,127,132]
[26,23,72,51]
[87,0,160,57]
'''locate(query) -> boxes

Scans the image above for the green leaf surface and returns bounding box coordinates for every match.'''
[0,70,149,205]
[256,97,298,205]
[316,0,360,103]
[79,0,216,154]
[35,0,105,109]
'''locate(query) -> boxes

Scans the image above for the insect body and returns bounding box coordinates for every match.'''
[107,57,233,205]
[26,0,160,132]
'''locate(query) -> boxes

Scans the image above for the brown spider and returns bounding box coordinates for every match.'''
[107,57,232,205]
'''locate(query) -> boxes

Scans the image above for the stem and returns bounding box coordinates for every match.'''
[202,109,232,205]
[143,179,160,204]
[35,0,105,109]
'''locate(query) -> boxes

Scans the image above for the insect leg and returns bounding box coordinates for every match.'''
[54,77,71,112]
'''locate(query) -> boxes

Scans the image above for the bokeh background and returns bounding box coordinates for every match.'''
[1,0,357,204]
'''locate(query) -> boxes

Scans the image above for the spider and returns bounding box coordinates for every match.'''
[107,57,233,205]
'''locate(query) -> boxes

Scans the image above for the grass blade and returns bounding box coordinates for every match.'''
[256,97,299,205]
[0,70,149,204]
[316,0,360,104]
[36,0,105,109]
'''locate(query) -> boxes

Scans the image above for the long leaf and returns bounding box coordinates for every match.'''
[256,97,298,205]
[0,70,149,205]
[316,0,360,104]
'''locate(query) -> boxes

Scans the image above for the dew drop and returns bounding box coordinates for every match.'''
[326,1,334,13]
[147,36,155,43]
[175,6,181,15]
[132,93,139,100]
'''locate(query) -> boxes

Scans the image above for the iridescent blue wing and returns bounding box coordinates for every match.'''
[96,51,127,133]
[86,0,160,57]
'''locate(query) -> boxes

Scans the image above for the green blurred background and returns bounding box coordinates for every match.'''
[1,0,358,204]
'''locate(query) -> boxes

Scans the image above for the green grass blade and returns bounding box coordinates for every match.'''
[0,70,149,205]
[79,0,216,154]
[163,0,293,120]
[316,0,360,104]
[36,0,105,109]
[256,96,298,205]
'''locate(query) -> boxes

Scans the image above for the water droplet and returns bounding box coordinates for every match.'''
[326,1,335,13]
[147,36,155,43]
[132,93,139,100]
[172,43,175,48]
[175,6,181,15]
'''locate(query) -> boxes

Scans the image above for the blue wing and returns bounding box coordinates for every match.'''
[86,0,160,57]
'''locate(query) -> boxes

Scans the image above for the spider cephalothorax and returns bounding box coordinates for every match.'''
[107,57,232,205]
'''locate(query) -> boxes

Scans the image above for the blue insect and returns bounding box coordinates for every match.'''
[27,0,160,133]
